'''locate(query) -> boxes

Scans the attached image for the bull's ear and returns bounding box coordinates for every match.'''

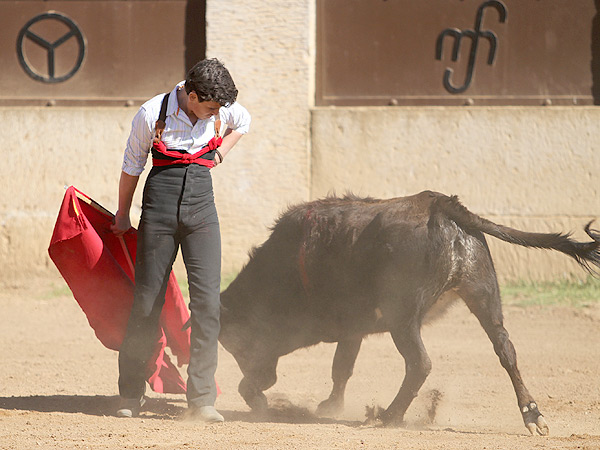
[352,212,384,255]
[350,212,386,277]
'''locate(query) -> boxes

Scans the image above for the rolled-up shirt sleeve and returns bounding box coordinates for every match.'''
[122,106,154,176]
[220,102,251,135]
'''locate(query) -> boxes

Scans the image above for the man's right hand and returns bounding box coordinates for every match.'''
[111,211,132,236]
[113,171,140,236]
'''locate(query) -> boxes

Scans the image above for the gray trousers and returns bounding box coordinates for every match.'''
[118,164,221,408]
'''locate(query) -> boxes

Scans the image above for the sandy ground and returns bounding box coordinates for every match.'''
[1,276,599,450]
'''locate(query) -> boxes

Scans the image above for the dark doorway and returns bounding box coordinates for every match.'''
[592,0,600,104]
[185,0,206,73]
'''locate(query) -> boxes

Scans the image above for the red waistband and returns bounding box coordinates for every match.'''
[152,136,222,168]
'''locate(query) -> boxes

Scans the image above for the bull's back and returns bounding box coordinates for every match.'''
[221,191,462,345]
[273,192,446,335]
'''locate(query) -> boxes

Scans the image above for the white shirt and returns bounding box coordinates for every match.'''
[122,81,251,176]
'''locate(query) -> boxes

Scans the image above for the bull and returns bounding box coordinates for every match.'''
[218,190,600,435]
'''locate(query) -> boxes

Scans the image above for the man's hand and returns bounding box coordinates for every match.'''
[111,211,132,236]
[112,171,139,236]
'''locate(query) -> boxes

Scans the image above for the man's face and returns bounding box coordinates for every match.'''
[189,92,221,120]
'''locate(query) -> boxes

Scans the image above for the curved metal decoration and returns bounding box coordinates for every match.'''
[17,11,86,84]
[435,0,507,94]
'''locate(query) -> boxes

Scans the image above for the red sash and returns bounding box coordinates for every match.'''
[152,92,222,168]
[152,134,222,168]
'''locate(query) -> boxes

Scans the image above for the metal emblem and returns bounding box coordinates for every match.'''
[17,11,86,83]
[436,1,507,94]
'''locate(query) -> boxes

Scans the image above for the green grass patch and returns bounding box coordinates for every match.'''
[501,276,600,308]
[41,283,72,299]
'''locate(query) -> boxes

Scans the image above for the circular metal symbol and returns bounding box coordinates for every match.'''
[17,11,86,83]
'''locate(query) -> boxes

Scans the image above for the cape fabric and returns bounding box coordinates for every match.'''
[48,186,191,394]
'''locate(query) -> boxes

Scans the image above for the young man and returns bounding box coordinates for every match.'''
[111,58,251,422]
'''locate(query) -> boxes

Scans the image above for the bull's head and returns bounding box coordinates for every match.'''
[219,289,272,377]
[220,293,282,411]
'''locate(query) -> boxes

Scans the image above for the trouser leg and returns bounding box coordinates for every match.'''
[118,220,179,399]
[180,213,221,408]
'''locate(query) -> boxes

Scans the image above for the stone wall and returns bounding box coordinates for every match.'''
[311,107,600,281]
[205,0,313,275]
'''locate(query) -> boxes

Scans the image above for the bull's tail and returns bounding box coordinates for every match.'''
[432,194,600,274]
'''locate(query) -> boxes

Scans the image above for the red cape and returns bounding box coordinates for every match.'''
[48,186,191,394]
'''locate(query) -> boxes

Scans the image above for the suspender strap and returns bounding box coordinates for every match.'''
[159,92,169,122]
[153,93,170,144]
[214,119,221,138]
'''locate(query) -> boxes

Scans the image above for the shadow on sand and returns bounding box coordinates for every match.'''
[0,394,363,427]
[0,395,184,419]
[222,396,362,427]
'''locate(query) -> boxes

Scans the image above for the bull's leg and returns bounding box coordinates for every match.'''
[238,357,278,413]
[458,281,550,435]
[316,337,362,417]
[379,322,432,426]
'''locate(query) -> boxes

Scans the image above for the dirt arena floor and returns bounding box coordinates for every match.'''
[1,276,599,450]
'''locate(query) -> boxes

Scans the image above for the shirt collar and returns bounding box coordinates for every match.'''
[166,82,185,118]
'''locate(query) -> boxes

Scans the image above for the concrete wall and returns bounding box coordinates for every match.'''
[312,107,600,281]
[205,0,312,274]
[0,95,307,287]
[1,107,133,287]
[1,0,598,287]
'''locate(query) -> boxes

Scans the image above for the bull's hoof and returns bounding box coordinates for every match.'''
[380,413,405,428]
[316,396,344,417]
[364,405,404,427]
[522,402,549,436]
[246,392,268,412]
[239,378,268,412]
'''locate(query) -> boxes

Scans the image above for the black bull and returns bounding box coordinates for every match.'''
[218,191,600,435]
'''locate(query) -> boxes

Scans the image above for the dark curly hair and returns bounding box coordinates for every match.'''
[185,58,238,107]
